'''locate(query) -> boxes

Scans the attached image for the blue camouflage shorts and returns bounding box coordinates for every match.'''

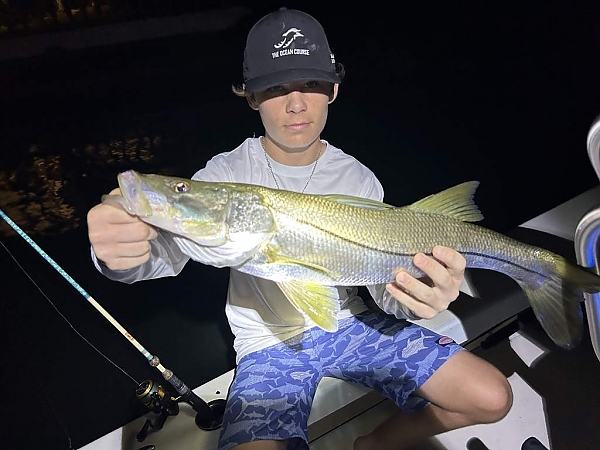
[218,310,463,450]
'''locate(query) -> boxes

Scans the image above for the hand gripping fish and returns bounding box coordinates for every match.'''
[102,170,600,349]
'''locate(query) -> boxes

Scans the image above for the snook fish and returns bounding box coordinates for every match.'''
[103,170,600,349]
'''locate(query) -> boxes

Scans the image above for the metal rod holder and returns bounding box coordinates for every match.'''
[574,115,600,361]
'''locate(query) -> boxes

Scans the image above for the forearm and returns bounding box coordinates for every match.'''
[91,230,189,284]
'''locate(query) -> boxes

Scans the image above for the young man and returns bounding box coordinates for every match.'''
[87,8,512,450]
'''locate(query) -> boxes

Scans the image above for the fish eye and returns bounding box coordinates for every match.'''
[173,181,190,193]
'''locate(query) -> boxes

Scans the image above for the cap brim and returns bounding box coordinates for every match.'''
[245,68,341,93]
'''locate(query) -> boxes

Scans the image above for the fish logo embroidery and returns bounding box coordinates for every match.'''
[290,370,312,382]
[402,333,427,358]
[274,28,304,49]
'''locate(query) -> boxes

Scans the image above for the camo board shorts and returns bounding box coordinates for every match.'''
[218,310,463,450]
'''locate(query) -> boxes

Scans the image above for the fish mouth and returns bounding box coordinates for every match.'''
[117,170,154,217]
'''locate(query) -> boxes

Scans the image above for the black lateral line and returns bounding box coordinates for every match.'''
[285,214,543,279]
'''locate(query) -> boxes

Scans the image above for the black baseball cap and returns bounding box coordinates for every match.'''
[242,8,341,92]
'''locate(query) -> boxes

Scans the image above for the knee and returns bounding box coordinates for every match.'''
[471,374,513,424]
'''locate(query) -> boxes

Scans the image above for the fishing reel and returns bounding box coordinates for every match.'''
[135,379,179,442]
[135,379,226,442]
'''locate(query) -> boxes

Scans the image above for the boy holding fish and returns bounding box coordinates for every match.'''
[87,8,512,450]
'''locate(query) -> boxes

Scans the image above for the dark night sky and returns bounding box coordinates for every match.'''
[1,2,600,448]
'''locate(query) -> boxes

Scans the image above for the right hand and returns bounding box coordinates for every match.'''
[87,188,158,271]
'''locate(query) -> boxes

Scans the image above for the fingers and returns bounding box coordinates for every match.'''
[90,212,157,243]
[432,245,466,282]
[386,246,466,320]
[99,242,153,271]
[86,191,158,271]
[88,202,135,226]
[90,223,157,270]
[386,270,441,320]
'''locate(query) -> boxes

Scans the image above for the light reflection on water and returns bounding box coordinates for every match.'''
[0,131,165,238]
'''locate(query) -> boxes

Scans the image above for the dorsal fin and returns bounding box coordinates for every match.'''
[320,194,395,210]
[408,181,484,222]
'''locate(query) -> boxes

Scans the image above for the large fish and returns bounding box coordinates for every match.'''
[102,170,600,349]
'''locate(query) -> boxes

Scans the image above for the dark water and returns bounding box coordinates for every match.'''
[1,3,600,448]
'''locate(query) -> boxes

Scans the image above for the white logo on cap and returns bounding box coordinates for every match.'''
[274,28,304,49]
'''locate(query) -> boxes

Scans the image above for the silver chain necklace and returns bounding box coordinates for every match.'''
[260,136,323,193]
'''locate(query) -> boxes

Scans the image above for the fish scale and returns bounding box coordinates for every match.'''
[254,203,550,288]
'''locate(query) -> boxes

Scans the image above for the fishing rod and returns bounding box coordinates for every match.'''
[0,208,225,440]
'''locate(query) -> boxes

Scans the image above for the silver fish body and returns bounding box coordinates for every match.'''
[103,170,600,349]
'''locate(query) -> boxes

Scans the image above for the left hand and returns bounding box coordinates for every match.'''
[385,245,466,320]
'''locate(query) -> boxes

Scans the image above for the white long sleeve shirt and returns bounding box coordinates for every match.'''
[93,138,415,362]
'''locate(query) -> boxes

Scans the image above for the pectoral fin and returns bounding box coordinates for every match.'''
[277,280,340,332]
[264,253,339,278]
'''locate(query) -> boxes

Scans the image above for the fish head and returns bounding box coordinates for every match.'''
[117,170,230,246]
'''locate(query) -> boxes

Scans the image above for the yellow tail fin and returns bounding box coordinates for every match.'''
[522,257,600,348]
